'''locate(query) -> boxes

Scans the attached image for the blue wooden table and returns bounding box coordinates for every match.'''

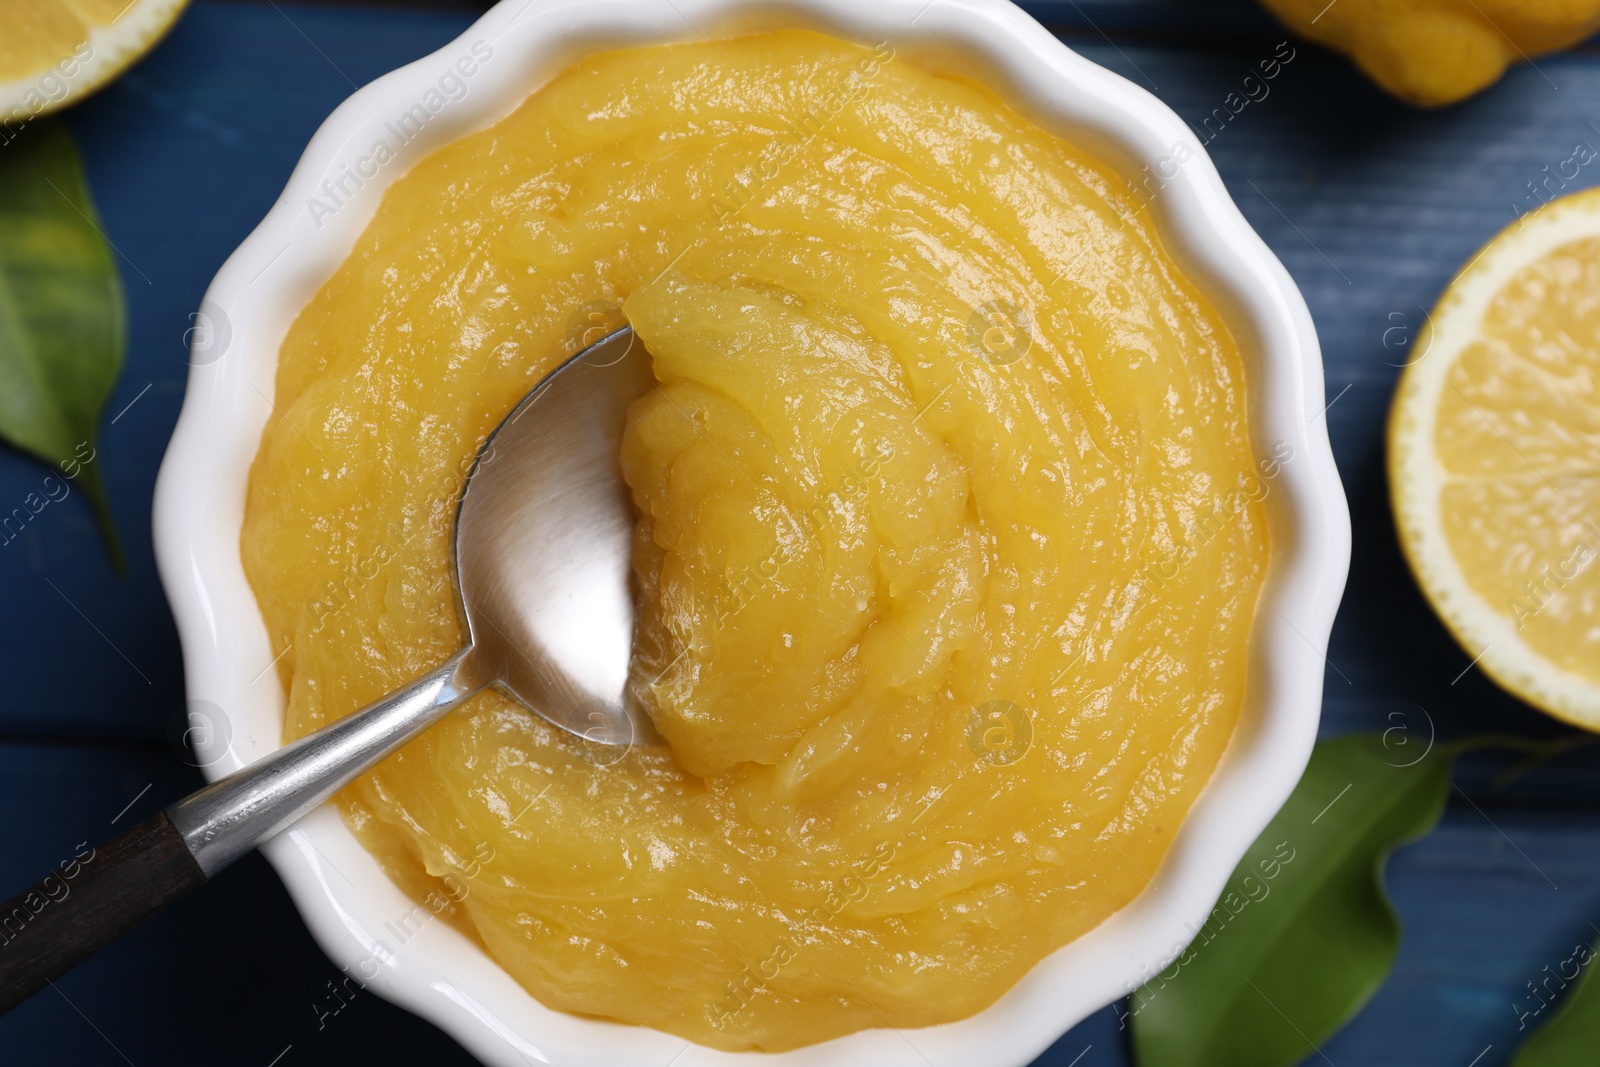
[3,1,1596,1063]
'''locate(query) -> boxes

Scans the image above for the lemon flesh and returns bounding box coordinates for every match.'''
[242,30,1270,1051]
[1391,186,1600,727]
[0,0,189,122]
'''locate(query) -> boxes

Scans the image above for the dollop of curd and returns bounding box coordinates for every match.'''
[242,29,1270,1051]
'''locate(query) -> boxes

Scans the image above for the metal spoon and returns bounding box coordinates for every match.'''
[0,326,655,1013]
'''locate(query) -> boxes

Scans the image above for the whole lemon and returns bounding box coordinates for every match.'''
[1257,0,1600,105]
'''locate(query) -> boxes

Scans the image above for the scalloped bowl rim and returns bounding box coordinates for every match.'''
[152,1,1351,1064]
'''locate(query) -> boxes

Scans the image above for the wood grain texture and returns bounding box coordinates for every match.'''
[0,812,204,1014]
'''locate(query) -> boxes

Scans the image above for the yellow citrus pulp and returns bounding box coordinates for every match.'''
[1390,185,1600,728]
[242,30,1271,1050]
[0,0,189,123]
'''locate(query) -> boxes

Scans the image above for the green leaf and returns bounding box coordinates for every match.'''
[1511,934,1600,1065]
[1130,733,1453,1067]
[0,118,125,569]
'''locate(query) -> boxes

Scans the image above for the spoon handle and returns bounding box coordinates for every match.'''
[168,648,476,876]
[0,649,477,1014]
[0,812,203,1014]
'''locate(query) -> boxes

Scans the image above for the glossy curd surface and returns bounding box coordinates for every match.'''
[241,30,1270,1051]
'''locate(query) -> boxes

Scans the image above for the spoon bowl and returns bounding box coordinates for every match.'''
[453,325,654,743]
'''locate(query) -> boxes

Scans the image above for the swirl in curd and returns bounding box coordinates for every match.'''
[242,29,1270,1051]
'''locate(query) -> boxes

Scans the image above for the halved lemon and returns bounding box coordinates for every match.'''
[0,0,189,123]
[1390,186,1600,729]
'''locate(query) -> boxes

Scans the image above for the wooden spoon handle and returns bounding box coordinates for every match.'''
[0,811,205,1014]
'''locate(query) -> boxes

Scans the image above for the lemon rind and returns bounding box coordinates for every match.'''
[1389,186,1600,728]
[0,0,190,124]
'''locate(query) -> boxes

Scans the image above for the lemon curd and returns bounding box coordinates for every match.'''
[242,30,1270,1051]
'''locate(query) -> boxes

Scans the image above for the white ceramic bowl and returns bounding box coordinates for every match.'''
[153,1,1350,1063]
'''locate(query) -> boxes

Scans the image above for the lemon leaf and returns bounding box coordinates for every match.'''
[0,117,124,569]
[1129,734,1453,1067]
[1510,933,1600,1065]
